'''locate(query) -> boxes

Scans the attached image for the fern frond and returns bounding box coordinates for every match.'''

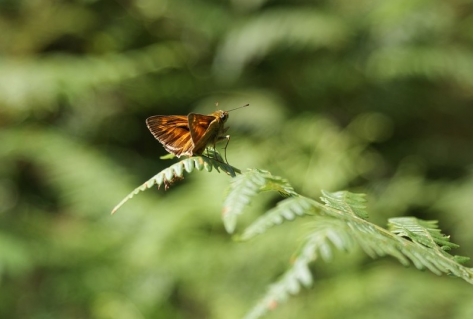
[111,155,239,214]
[243,191,472,319]
[222,169,296,233]
[111,157,472,319]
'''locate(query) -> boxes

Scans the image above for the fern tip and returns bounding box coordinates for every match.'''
[111,199,127,215]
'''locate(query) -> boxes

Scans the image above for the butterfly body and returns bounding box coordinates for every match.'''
[146,110,229,158]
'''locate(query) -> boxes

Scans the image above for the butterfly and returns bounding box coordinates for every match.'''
[146,104,248,160]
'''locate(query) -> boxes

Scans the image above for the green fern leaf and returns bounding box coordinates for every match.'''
[453,256,471,264]
[112,155,239,214]
[388,217,470,271]
[258,173,298,197]
[320,190,369,219]
[388,217,460,251]
[343,218,471,281]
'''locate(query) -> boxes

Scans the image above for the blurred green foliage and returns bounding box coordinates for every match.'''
[0,0,471,318]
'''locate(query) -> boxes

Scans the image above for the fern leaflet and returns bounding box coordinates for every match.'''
[320,190,369,219]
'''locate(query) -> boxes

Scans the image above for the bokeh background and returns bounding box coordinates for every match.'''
[0,0,472,318]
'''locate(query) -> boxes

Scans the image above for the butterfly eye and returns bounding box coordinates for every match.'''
[221,113,228,120]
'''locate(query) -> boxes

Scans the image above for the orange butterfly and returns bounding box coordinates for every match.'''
[146,104,248,159]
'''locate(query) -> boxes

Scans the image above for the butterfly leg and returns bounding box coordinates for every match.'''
[203,146,221,163]
[222,135,230,164]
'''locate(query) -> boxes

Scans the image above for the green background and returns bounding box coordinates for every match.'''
[0,0,472,318]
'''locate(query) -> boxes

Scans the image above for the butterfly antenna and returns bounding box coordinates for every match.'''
[225,103,249,113]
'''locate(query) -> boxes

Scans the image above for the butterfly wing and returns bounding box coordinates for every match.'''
[187,113,220,154]
[146,115,194,157]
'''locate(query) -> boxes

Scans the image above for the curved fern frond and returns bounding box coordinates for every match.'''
[112,160,471,319]
[111,155,239,214]
[222,169,297,233]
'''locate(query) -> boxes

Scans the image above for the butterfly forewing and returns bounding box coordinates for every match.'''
[146,115,194,157]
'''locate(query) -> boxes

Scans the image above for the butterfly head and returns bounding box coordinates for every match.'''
[212,110,229,122]
[213,103,249,122]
